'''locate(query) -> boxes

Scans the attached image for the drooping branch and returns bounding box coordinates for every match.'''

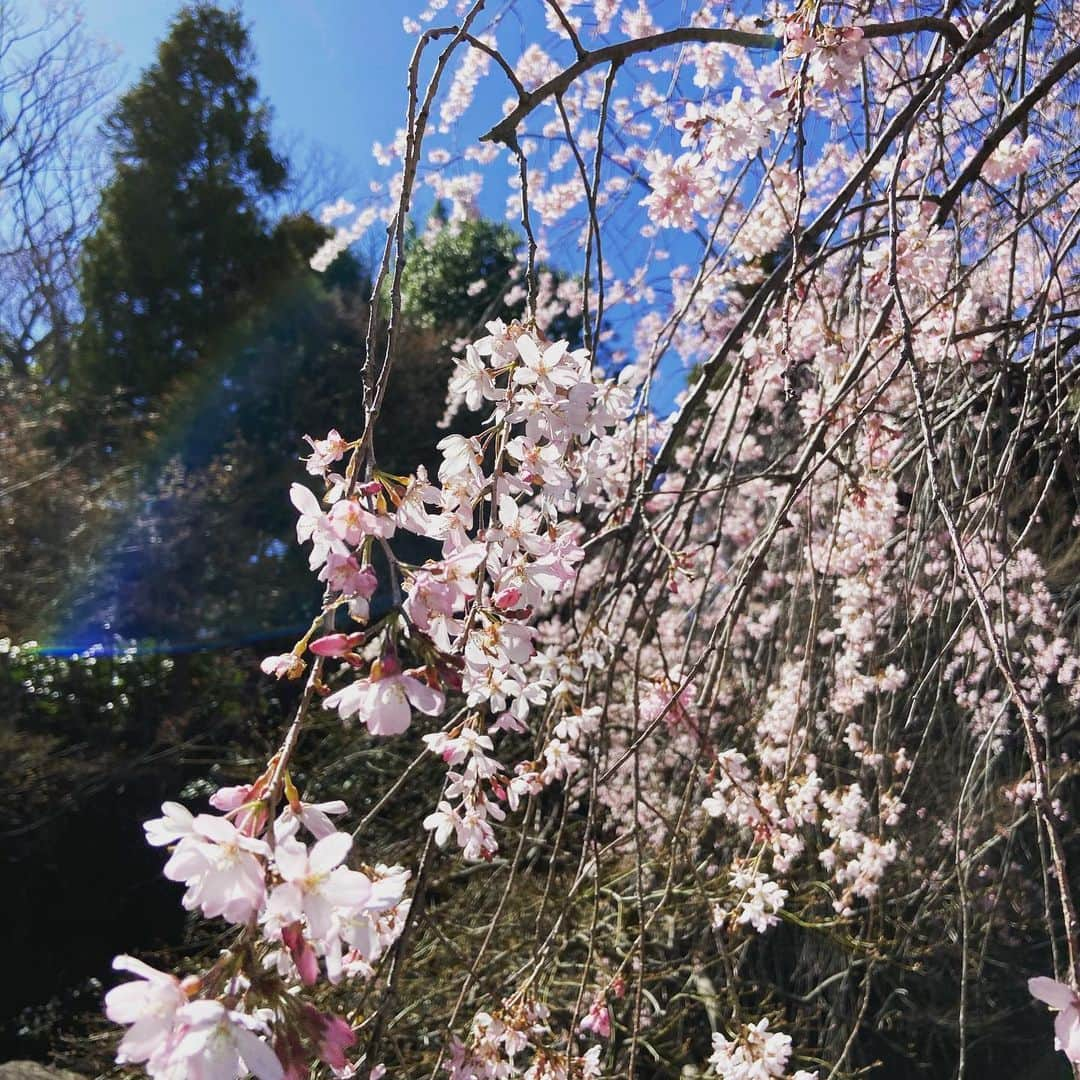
[480,17,969,145]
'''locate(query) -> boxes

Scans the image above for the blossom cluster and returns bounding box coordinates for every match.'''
[107,313,637,1076]
[444,999,603,1080]
[708,1019,817,1080]
[270,321,635,865]
[108,771,408,1078]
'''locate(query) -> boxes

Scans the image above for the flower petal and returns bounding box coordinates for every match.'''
[273,838,309,881]
[309,831,352,875]
[366,679,412,735]
[290,483,321,517]
[232,1024,285,1080]
[1055,1005,1080,1063]
[402,675,445,716]
[1030,976,1074,1009]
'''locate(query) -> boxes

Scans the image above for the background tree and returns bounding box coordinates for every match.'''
[398,206,585,349]
[73,2,302,411]
[398,209,519,337]
[51,3,363,644]
[0,0,114,380]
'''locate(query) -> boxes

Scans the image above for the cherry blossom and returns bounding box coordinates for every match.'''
[323,655,446,735]
[151,808,270,923]
[109,4,1080,1075]
[1029,977,1080,1065]
[269,832,371,941]
[708,1020,792,1079]
[157,1000,283,1080]
[104,956,189,1070]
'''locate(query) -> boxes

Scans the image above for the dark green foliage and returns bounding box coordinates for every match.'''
[398,206,585,348]
[399,211,519,336]
[54,2,375,643]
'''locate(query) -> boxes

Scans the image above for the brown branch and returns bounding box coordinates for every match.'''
[938,41,1080,220]
[481,27,782,145]
[480,17,969,145]
[862,16,965,51]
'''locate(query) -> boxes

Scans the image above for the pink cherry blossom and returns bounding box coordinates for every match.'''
[162,813,270,923]
[579,997,612,1039]
[260,652,306,680]
[303,429,349,476]
[274,797,349,841]
[163,999,283,1080]
[106,16,1080,1077]
[104,955,188,1069]
[144,801,196,847]
[290,484,350,570]
[269,832,372,941]
[324,661,445,736]
[1029,977,1080,1064]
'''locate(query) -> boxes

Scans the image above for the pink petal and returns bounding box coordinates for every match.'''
[105,983,154,1025]
[192,813,239,845]
[177,999,227,1026]
[143,802,194,846]
[282,923,320,987]
[324,680,371,720]
[232,1023,285,1080]
[162,842,207,882]
[321,867,372,909]
[366,680,412,736]
[209,785,252,811]
[402,675,445,716]
[111,954,173,984]
[1055,1006,1080,1063]
[268,882,304,924]
[542,340,568,367]
[290,483,321,517]
[516,334,542,368]
[309,831,352,875]
[273,838,310,881]
[1030,976,1074,1009]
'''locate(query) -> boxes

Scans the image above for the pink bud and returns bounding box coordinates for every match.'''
[300,1006,356,1070]
[209,785,252,811]
[310,632,365,657]
[579,999,612,1039]
[377,651,402,678]
[282,923,319,986]
[318,1014,356,1069]
[492,586,523,610]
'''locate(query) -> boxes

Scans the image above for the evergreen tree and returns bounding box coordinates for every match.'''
[398,206,585,348]
[74,3,299,408]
